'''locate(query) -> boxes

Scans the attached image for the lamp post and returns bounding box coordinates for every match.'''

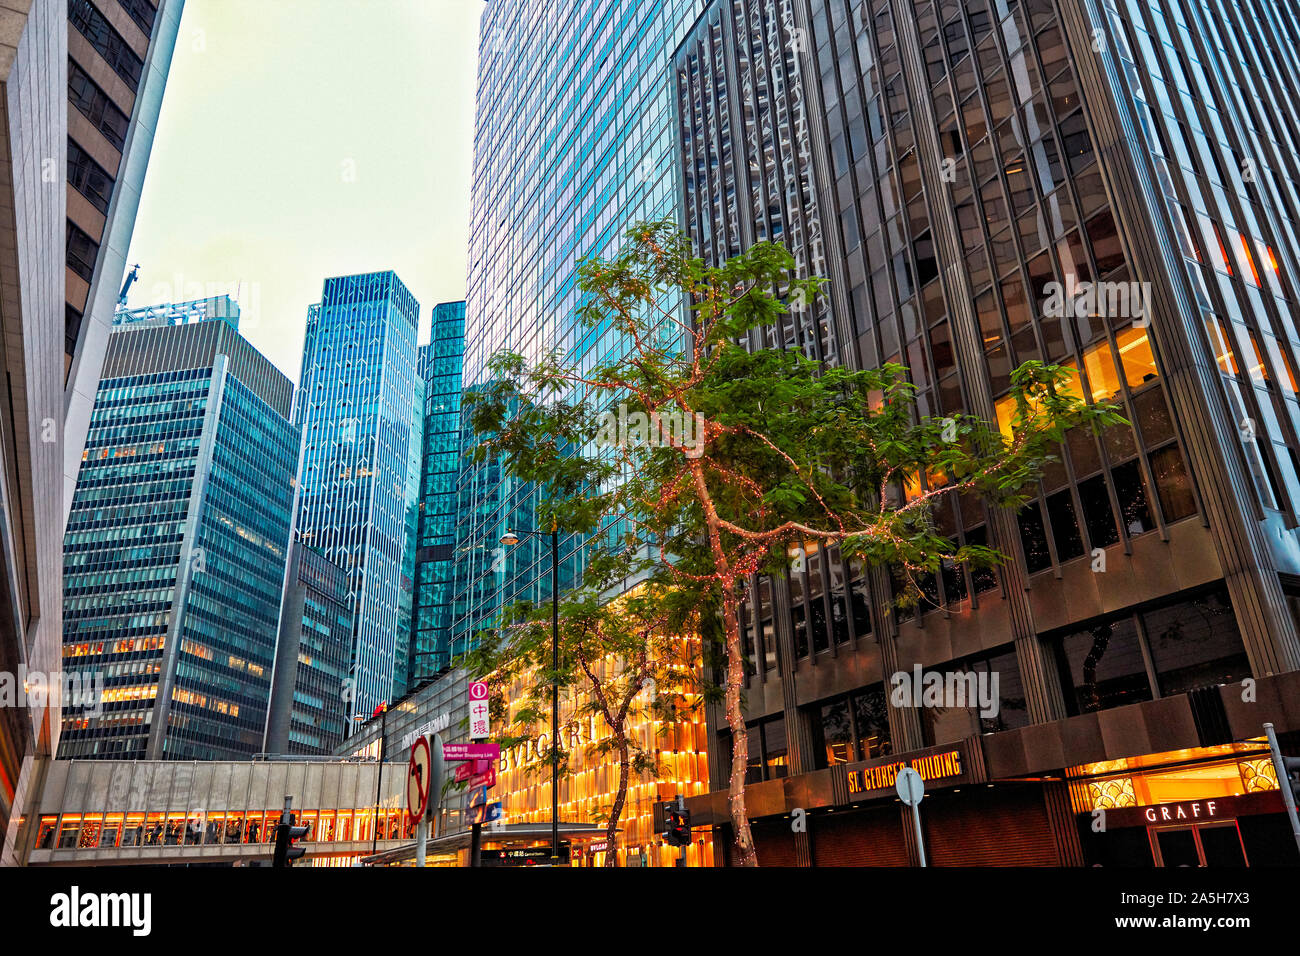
[353,703,388,856]
[501,523,561,865]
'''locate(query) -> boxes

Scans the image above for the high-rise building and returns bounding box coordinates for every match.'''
[60,308,298,761]
[293,271,421,725]
[453,0,709,649]
[673,0,1300,866]
[64,0,186,526]
[0,0,72,867]
[264,541,354,755]
[409,301,466,687]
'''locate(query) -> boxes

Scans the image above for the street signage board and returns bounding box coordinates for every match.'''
[443,742,500,763]
[896,766,925,807]
[468,801,502,826]
[468,681,490,739]
[407,736,432,824]
[468,785,488,808]
[467,766,496,790]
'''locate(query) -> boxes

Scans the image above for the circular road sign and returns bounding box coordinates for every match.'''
[407,736,432,824]
[896,766,925,807]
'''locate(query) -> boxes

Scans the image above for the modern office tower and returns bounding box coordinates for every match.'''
[60,313,298,761]
[408,301,466,688]
[264,541,354,755]
[673,0,1300,866]
[113,294,240,331]
[294,272,421,726]
[64,0,186,526]
[0,0,71,867]
[453,0,709,649]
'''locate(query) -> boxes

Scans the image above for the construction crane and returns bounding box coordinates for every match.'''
[118,263,140,307]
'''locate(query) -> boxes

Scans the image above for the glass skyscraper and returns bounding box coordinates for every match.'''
[409,301,466,686]
[671,0,1300,866]
[454,0,709,646]
[294,271,421,725]
[60,306,298,760]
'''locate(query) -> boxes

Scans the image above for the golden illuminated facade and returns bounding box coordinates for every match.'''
[1068,742,1280,813]
[493,640,713,867]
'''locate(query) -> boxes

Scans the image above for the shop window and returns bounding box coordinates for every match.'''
[1142,589,1250,697]
[1055,615,1152,714]
[1019,501,1053,572]
[1116,324,1158,387]
[1045,489,1085,560]
[1112,459,1154,534]
[1077,473,1119,548]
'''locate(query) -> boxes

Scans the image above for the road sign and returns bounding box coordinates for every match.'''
[407,736,432,824]
[895,766,925,806]
[468,682,490,739]
[443,742,500,763]
[468,785,488,808]
[467,766,496,790]
[468,801,502,825]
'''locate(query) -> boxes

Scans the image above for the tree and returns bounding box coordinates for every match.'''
[465,219,1123,865]
[460,547,699,866]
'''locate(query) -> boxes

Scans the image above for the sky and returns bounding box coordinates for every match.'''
[125,0,483,383]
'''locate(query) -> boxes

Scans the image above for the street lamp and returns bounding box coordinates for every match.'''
[353,704,388,856]
[500,523,560,865]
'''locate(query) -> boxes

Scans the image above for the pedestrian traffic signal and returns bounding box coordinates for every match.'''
[273,813,310,868]
[667,806,691,847]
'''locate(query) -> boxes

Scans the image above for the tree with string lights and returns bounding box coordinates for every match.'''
[464,219,1123,866]
[460,546,701,867]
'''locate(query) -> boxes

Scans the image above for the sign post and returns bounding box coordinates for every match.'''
[895,765,927,867]
[469,681,490,739]
[408,736,431,868]
[407,733,446,868]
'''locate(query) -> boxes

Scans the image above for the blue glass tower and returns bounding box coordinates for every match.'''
[294,271,421,725]
[409,301,466,686]
[454,0,708,647]
[60,307,298,759]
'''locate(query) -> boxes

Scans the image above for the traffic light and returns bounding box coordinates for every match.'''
[667,806,691,847]
[273,812,310,868]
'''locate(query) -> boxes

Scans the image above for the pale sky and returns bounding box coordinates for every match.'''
[125,0,483,383]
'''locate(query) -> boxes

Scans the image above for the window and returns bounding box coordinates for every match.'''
[1019,500,1053,572]
[1077,473,1119,548]
[1056,615,1152,713]
[1115,324,1158,387]
[68,61,130,151]
[1050,591,1247,715]
[1148,444,1196,520]
[70,0,144,92]
[66,221,99,282]
[1143,590,1249,697]
[117,0,157,35]
[68,139,114,214]
[1045,489,1085,560]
